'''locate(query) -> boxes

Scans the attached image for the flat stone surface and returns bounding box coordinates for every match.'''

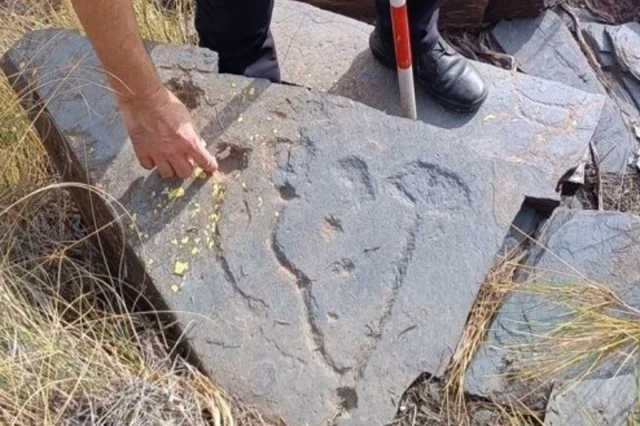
[591,98,634,173]
[607,23,640,78]
[582,22,616,69]
[2,29,607,426]
[466,208,640,408]
[608,23,640,112]
[271,0,371,91]
[492,10,605,95]
[545,376,638,426]
[622,73,640,111]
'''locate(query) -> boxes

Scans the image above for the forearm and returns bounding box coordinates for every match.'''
[70,0,163,104]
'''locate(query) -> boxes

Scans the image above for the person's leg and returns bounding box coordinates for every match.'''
[371,0,488,113]
[375,0,445,54]
[194,0,280,82]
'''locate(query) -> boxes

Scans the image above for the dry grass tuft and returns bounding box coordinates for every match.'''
[0,185,236,425]
[505,280,640,387]
[443,249,525,423]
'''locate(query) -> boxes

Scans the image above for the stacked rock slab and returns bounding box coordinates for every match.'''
[466,208,640,410]
[545,376,638,426]
[492,10,636,174]
[3,14,608,426]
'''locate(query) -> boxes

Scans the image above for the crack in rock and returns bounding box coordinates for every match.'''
[260,327,308,365]
[217,249,269,312]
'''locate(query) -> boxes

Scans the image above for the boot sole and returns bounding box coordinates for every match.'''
[369,41,488,114]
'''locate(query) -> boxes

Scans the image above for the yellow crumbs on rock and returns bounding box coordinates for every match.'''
[173,261,189,277]
[168,187,185,200]
[128,213,138,230]
[171,284,180,293]
[193,166,205,179]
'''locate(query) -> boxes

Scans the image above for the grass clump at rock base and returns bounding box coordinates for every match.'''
[0,186,235,425]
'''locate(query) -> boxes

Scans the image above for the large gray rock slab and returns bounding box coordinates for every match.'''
[3,29,606,426]
[545,376,638,426]
[492,11,605,95]
[466,208,640,408]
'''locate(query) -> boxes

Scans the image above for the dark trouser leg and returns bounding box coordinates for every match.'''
[194,0,280,82]
[375,0,446,54]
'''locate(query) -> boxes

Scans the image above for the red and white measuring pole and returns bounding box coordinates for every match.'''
[390,0,417,120]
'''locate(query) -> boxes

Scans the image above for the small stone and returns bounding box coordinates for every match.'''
[173,261,189,277]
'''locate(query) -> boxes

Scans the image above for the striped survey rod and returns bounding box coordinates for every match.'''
[390,0,417,120]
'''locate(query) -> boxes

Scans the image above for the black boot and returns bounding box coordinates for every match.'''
[369,29,488,113]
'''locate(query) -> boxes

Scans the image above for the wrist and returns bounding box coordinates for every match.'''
[116,80,167,108]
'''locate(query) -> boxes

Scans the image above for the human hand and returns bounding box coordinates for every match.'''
[120,86,218,179]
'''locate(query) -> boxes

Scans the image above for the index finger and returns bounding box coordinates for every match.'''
[189,137,218,173]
